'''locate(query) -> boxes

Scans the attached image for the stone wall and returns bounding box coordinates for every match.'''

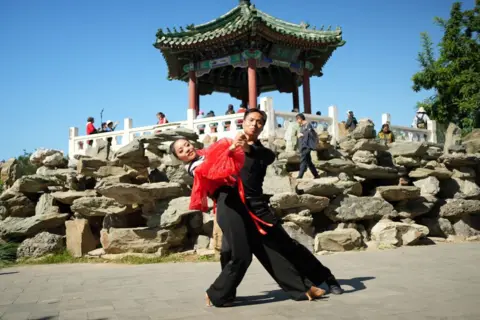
[1,123,480,259]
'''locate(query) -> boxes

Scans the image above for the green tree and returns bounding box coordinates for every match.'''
[16,150,37,177]
[412,1,480,133]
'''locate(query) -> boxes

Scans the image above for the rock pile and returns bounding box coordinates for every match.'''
[1,123,480,259]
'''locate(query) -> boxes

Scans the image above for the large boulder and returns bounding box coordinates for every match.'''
[452,167,476,180]
[352,139,388,153]
[371,220,429,247]
[443,123,463,154]
[417,217,454,238]
[439,199,480,218]
[66,219,98,257]
[314,229,364,252]
[462,129,480,154]
[408,167,453,180]
[35,193,60,216]
[10,175,63,194]
[159,197,202,229]
[352,163,403,179]
[439,154,480,167]
[51,190,97,205]
[388,142,429,157]
[375,186,420,202]
[325,196,398,222]
[164,165,193,186]
[263,166,293,195]
[413,176,440,196]
[71,197,131,217]
[269,193,330,215]
[352,150,377,165]
[282,213,314,234]
[350,120,375,140]
[96,182,184,205]
[30,149,65,168]
[0,213,69,241]
[0,193,35,219]
[77,158,108,176]
[439,178,480,199]
[93,166,127,178]
[394,156,421,168]
[316,159,356,174]
[452,215,480,237]
[100,226,187,254]
[282,221,314,252]
[296,177,362,197]
[0,158,19,188]
[16,232,65,259]
[113,139,145,162]
[395,196,437,219]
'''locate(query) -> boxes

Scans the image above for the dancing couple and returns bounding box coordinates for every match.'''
[170,108,343,307]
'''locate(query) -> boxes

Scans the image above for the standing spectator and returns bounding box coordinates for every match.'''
[378,123,395,144]
[206,110,218,133]
[312,111,322,129]
[224,104,235,131]
[197,111,206,134]
[86,117,97,146]
[345,110,358,132]
[296,113,320,179]
[410,107,430,141]
[236,103,247,129]
[157,112,169,125]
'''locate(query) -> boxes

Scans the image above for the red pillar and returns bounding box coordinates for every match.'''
[195,83,200,115]
[248,59,257,109]
[292,74,300,112]
[189,71,197,112]
[303,69,312,114]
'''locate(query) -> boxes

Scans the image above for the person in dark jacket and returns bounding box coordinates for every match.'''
[345,110,358,131]
[296,113,320,179]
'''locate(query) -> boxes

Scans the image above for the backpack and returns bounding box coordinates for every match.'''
[306,125,319,150]
[416,115,427,129]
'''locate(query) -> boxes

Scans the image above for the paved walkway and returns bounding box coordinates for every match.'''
[1,243,479,320]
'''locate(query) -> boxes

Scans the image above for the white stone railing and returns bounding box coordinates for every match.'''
[381,113,437,143]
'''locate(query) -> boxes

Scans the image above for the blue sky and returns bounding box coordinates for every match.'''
[0,0,468,160]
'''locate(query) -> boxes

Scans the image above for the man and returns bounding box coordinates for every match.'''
[296,113,320,179]
[410,107,430,141]
[345,110,358,131]
[222,108,344,296]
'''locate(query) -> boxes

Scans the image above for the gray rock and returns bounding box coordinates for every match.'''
[353,139,389,153]
[352,150,377,165]
[77,158,108,177]
[388,142,429,157]
[113,139,145,162]
[96,182,184,205]
[375,186,421,202]
[282,214,314,234]
[453,215,480,237]
[462,129,480,154]
[339,138,357,153]
[452,167,476,180]
[263,166,293,195]
[154,128,199,141]
[0,193,35,219]
[282,221,314,252]
[395,196,437,219]
[85,139,110,160]
[30,149,63,167]
[350,120,375,140]
[394,156,421,168]
[417,217,454,238]
[352,163,403,179]
[35,193,60,216]
[316,159,356,174]
[201,212,214,237]
[439,199,480,218]
[269,193,330,214]
[424,146,443,161]
[443,123,463,154]
[336,222,369,241]
[439,154,480,167]
[0,213,69,241]
[325,196,398,222]
[94,166,127,178]
[314,229,364,252]
[10,175,63,194]
[439,178,480,199]
[278,151,300,164]
[66,219,98,257]
[51,190,97,205]
[71,197,131,217]
[165,165,193,186]
[43,153,67,168]
[100,226,187,254]
[102,212,146,229]
[409,167,453,180]
[371,219,429,247]
[17,232,65,259]
[0,158,19,189]
[296,177,362,197]
[413,177,440,196]
[159,197,202,229]
[194,235,210,250]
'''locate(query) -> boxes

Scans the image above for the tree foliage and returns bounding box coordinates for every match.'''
[412,1,480,133]
[16,150,37,177]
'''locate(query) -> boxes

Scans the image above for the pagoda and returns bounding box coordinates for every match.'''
[153,0,345,115]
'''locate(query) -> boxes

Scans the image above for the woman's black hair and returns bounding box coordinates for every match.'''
[87,117,94,122]
[243,108,267,124]
[169,138,188,159]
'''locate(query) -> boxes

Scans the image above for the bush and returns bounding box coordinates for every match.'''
[0,179,3,193]
[0,242,19,267]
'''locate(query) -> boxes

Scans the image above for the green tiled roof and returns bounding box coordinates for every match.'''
[154,2,345,49]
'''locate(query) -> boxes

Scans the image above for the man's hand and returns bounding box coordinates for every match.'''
[298,133,304,138]
[233,132,250,152]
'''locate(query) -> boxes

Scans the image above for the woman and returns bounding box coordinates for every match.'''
[378,123,395,144]
[170,136,325,307]
[157,112,169,125]
[86,117,97,146]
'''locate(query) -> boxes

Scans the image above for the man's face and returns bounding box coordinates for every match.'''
[296,117,302,124]
[242,111,264,138]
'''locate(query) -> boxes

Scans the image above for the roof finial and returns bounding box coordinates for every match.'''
[239,0,251,5]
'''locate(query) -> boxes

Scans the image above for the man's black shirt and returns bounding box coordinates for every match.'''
[240,140,276,197]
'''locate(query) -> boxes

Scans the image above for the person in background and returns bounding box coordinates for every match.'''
[206,110,218,133]
[196,110,206,135]
[378,123,395,144]
[296,113,320,179]
[157,112,169,125]
[105,120,118,132]
[410,107,430,141]
[398,176,411,186]
[312,111,322,129]
[225,104,235,131]
[236,103,247,129]
[86,117,97,146]
[345,110,358,132]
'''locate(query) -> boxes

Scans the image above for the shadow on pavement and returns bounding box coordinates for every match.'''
[337,276,376,294]
[0,271,19,276]
[232,289,291,306]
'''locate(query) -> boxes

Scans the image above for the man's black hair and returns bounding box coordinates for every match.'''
[296,113,306,121]
[244,108,267,124]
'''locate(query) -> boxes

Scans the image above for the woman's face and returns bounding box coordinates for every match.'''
[173,139,197,162]
[383,125,390,132]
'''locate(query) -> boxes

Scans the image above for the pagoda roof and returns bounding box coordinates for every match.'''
[154,1,345,50]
